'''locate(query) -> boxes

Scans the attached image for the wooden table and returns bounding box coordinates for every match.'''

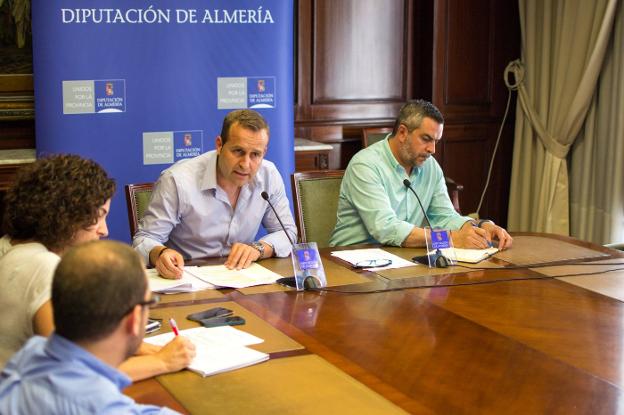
[128,233,624,414]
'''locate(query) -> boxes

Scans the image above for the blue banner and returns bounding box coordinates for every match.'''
[31,1,294,242]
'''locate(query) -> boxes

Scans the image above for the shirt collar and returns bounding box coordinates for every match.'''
[200,151,218,191]
[45,333,132,390]
[201,150,266,193]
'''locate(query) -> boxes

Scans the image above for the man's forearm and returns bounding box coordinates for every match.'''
[401,226,428,248]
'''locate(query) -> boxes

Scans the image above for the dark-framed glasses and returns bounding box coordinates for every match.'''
[123,294,160,316]
[353,259,392,269]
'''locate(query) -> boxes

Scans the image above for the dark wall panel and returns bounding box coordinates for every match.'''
[443,0,491,105]
[313,0,406,103]
[296,0,520,225]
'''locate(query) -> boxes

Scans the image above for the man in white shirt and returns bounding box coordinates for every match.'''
[133,110,297,278]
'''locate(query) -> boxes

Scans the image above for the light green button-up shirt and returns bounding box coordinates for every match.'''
[329,137,471,247]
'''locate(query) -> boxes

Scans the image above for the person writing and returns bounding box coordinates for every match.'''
[0,240,183,414]
[0,154,195,380]
[133,109,297,278]
[330,100,512,250]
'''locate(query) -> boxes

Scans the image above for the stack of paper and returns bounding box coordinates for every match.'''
[185,263,283,288]
[144,326,269,377]
[146,267,216,294]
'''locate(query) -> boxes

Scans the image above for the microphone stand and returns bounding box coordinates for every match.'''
[261,191,319,289]
[402,179,449,268]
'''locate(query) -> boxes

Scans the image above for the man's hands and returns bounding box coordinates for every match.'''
[150,247,184,279]
[481,222,513,250]
[156,336,196,373]
[224,242,273,270]
[150,241,273,277]
[451,221,512,250]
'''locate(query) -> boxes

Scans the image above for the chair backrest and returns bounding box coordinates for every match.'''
[124,182,154,238]
[291,170,344,248]
[362,126,393,148]
[361,126,463,213]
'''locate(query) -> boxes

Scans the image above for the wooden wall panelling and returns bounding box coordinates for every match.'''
[295,0,415,163]
[438,124,490,216]
[430,0,519,226]
[432,0,494,117]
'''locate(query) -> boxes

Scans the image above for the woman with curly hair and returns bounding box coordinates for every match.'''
[0,154,194,379]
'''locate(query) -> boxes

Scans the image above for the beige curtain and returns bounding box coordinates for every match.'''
[507,0,618,234]
[569,2,624,244]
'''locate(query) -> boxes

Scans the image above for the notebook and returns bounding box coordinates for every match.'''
[144,326,269,377]
[452,247,499,263]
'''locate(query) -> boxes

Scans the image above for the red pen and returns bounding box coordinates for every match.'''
[169,318,179,336]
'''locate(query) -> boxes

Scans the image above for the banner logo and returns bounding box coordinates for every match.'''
[143,130,203,165]
[62,79,126,114]
[217,76,275,109]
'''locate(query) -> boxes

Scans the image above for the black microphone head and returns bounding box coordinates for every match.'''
[261,191,269,200]
[403,179,411,187]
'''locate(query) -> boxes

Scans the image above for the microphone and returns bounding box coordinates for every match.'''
[403,179,433,229]
[402,179,450,268]
[261,191,295,247]
[260,191,319,289]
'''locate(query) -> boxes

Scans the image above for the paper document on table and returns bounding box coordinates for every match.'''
[330,248,417,270]
[146,267,217,293]
[184,263,283,288]
[144,326,268,377]
[431,247,499,263]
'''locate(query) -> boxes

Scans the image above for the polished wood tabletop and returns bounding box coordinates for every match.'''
[128,233,624,414]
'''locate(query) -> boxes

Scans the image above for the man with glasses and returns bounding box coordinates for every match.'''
[0,240,185,414]
[0,154,194,381]
[330,100,512,250]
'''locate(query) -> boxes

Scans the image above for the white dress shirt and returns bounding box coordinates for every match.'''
[133,150,297,262]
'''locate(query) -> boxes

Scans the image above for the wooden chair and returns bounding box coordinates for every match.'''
[124,182,154,238]
[361,126,393,147]
[291,170,344,248]
[361,126,463,213]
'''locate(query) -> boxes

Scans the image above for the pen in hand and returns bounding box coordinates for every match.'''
[169,318,179,336]
[471,222,493,248]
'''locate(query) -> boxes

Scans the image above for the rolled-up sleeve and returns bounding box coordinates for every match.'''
[132,172,181,263]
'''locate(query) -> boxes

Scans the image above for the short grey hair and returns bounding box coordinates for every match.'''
[392,99,444,135]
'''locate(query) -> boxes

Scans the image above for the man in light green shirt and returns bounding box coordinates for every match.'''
[329,100,512,249]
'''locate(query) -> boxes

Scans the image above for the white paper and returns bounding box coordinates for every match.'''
[429,247,499,264]
[451,247,499,263]
[185,263,283,288]
[146,267,216,293]
[330,248,418,271]
[144,326,268,377]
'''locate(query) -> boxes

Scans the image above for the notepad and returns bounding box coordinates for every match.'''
[451,247,499,263]
[144,326,269,377]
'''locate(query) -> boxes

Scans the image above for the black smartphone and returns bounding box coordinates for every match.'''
[145,318,162,334]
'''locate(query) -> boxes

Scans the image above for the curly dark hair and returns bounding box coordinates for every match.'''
[2,154,116,251]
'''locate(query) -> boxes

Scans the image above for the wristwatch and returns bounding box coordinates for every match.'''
[477,219,494,228]
[248,241,265,259]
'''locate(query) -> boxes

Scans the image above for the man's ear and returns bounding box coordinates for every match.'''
[215,136,223,154]
[396,124,409,143]
[124,305,143,337]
